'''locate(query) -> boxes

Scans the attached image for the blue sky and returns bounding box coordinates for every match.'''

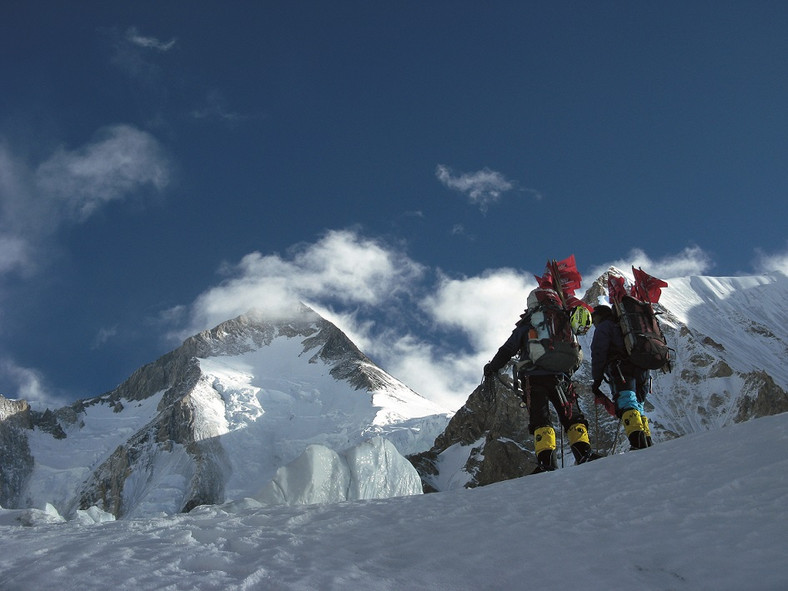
[1,2,787,409]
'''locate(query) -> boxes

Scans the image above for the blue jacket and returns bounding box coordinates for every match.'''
[590,317,626,384]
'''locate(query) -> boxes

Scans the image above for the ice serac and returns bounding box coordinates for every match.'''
[412,270,788,492]
[1,303,450,518]
[257,436,422,506]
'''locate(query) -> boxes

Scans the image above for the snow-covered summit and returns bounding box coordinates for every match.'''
[0,304,450,518]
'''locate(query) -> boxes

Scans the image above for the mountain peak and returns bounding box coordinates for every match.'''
[1,304,449,518]
[181,303,322,358]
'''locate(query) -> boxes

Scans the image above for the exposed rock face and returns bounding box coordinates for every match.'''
[76,387,230,516]
[0,396,34,508]
[735,371,788,422]
[410,377,537,491]
[0,396,32,426]
[647,313,788,437]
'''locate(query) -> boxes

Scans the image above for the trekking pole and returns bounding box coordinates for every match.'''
[559,424,564,468]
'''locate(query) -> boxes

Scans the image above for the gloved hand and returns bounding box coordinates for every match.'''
[483,363,495,377]
[592,382,616,416]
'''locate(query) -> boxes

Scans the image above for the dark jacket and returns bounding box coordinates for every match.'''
[590,317,626,384]
[487,317,555,377]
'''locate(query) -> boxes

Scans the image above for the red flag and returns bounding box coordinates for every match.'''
[631,267,668,303]
[551,255,582,294]
[534,272,554,289]
[607,274,628,304]
[534,256,586,308]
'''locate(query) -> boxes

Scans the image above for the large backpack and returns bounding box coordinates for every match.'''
[613,295,671,371]
[518,288,583,374]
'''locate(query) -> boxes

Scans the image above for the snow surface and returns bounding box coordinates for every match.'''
[2,412,786,590]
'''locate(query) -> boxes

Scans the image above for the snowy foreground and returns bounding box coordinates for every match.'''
[2,413,787,591]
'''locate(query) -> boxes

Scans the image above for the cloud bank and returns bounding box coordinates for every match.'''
[177,230,425,335]
[586,246,714,283]
[170,230,723,410]
[5,215,781,410]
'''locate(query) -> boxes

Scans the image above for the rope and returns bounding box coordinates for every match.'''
[610,416,623,454]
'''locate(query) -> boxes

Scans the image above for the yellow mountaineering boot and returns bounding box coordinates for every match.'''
[532,426,557,473]
[568,422,603,464]
[622,409,648,450]
[642,415,653,447]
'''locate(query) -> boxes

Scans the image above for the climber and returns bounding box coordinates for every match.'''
[590,305,653,449]
[484,296,601,473]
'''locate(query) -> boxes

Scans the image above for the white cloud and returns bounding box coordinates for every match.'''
[191,91,254,124]
[422,269,536,353]
[0,144,38,275]
[0,126,169,277]
[378,268,538,408]
[35,125,169,221]
[0,235,31,275]
[179,230,426,338]
[172,231,546,410]
[91,326,118,350]
[380,335,486,411]
[587,246,714,282]
[435,165,515,212]
[0,359,60,410]
[125,27,177,52]
[107,26,175,82]
[754,245,788,276]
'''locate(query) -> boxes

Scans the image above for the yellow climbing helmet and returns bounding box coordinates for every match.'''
[570,305,592,335]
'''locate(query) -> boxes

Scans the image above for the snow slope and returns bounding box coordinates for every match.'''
[2,411,786,590]
[659,272,788,387]
[195,338,449,502]
[23,391,165,513]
